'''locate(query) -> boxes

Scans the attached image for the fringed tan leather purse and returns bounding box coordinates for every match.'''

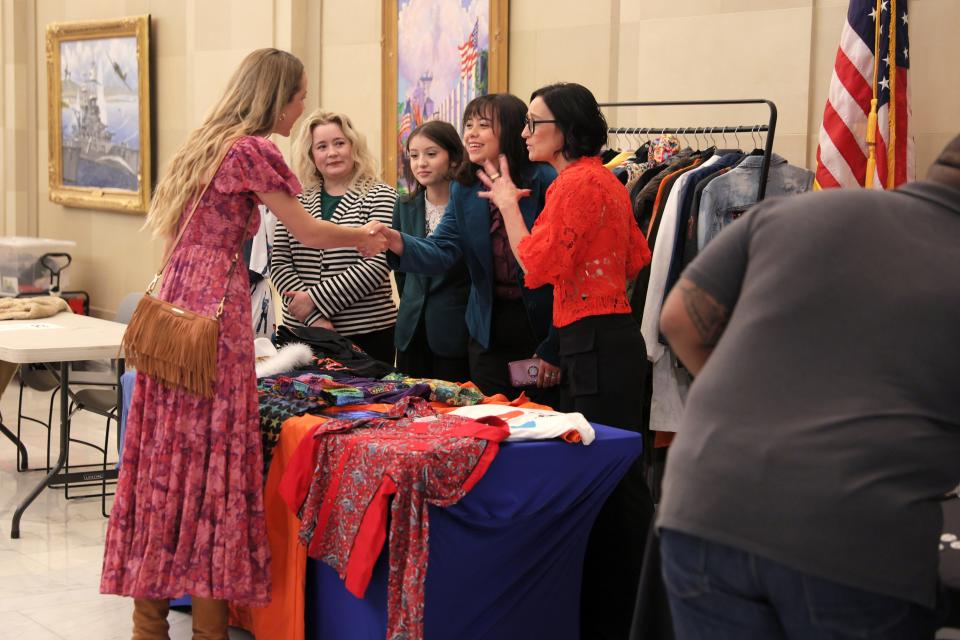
[122,153,244,397]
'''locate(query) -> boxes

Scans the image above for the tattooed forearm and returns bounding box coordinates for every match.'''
[679,281,729,346]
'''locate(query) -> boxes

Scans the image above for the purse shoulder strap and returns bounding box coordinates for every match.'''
[147,143,233,294]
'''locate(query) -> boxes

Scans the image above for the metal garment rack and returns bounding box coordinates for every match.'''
[597,99,778,201]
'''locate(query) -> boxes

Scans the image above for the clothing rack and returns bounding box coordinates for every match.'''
[598,99,778,201]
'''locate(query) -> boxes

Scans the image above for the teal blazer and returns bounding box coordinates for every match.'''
[387,164,560,364]
[391,192,470,357]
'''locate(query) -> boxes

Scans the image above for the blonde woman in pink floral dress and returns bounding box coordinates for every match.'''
[100,48,386,639]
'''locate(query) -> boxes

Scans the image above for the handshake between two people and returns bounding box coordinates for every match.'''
[356,220,404,258]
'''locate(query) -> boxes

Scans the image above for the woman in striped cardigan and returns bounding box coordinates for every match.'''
[272,109,398,363]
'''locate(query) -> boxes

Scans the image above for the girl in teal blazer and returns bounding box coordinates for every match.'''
[392,121,471,382]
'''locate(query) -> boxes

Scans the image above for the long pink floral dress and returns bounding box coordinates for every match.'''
[101,136,301,606]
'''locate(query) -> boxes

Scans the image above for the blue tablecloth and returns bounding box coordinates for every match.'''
[118,371,136,462]
[306,424,643,640]
[120,372,644,635]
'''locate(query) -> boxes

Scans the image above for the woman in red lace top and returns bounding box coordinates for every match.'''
[477,81,654,640]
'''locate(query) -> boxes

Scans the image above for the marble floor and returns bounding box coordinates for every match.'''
[0,370,253,640]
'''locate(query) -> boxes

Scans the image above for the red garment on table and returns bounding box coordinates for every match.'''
[518,156,651,328]
[282,397,508,640]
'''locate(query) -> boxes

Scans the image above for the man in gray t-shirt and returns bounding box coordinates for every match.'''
[656,135,960,640]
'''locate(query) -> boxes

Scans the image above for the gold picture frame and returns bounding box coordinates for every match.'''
[381,0,509,191]
[46,15,152,214]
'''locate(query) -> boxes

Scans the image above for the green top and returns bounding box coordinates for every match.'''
[320,189,344,221]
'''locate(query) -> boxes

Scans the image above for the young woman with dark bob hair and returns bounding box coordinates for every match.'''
[477,81,655,640]
[379,93,563,404]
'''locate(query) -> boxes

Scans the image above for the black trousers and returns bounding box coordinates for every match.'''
[467,298,568,408]
[395,320,470,383]
[346,326,396,367]
[558,313,654,640]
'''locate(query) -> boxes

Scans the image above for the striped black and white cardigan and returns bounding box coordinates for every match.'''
[271,181,398,336]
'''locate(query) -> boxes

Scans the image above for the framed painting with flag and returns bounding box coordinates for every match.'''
[46,15,152,213]
[381,0,508,192]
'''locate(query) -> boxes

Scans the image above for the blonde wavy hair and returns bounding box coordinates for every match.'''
[145,48,304,237]
[293,110,379,195]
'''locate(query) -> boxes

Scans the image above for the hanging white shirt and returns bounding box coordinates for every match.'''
[250,205,278,339]
[640,154,721,363]
[641,155,720,431]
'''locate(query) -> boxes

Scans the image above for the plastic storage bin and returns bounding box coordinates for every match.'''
[0,237,77,296]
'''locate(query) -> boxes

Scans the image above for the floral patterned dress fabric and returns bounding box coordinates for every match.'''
[100,136,301,606]
[284,397,508,640]
[649,134,681,163]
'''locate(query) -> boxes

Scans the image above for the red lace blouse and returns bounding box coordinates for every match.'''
[518,156,651,328]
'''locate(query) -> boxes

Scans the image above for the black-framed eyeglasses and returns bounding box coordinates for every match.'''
[525,116,557,134]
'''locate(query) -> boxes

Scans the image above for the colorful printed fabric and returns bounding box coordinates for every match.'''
[257,390,325,476]
[262,373,432,407]
[260,373,362,405]
[331,376,433,405]
[285,397,509,640]
[256,370,430,476]
[313,357,351,371]
[381,373,485,406]
[318,409,388,421]
[649,134,681,164]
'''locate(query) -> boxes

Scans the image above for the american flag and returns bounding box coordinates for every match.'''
[458,19,480,78]
[399,107,413,140]
[814,0,912,189]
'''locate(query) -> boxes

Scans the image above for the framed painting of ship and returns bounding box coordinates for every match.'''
[46,15,152,213]
[381,0,508,192]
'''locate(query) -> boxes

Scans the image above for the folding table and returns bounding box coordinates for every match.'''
[0,312,125,537]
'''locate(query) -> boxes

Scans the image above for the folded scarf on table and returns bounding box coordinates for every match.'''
[0,296,70,320]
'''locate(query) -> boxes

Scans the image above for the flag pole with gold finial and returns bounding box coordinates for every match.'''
[864,0,883,188]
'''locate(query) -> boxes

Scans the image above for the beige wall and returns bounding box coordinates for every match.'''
[325,0,960,177]
[1,0,39,237]
[319,0,383,167]
[2,0,958,317]
[16,0,322,317]
[509,0,958,173]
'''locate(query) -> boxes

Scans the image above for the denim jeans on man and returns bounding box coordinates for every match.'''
[660,529,940,640]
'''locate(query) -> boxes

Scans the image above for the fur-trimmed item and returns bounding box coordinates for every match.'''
[255,341,313,379]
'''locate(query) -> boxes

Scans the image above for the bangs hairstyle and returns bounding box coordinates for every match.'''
[402,120,465,203]
[145,48,303,237]
[293,109,379,195]
[456,93,532,187]
[530,82,608,160]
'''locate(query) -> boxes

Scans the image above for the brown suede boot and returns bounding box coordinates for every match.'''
[191,596,228,640]
[132,598,170,639]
